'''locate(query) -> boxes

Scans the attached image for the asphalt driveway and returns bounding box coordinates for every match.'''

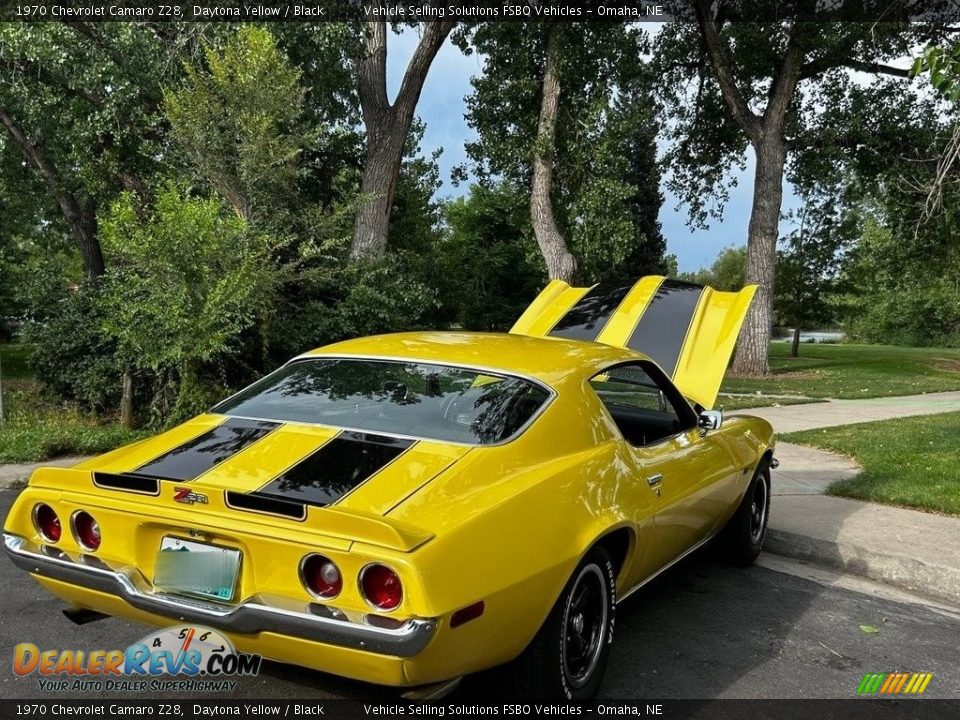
[0,488,956,701]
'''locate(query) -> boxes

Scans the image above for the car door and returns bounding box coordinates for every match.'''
[589,362,738,583]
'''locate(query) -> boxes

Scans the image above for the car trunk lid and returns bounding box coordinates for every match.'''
[510,276,756,408]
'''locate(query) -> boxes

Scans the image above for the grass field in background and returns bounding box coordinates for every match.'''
[0,342,146,463]
[721,343,960,399]
[783,412,960,515]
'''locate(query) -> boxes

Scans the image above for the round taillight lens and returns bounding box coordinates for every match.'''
[72,511,101,551]
[300,554,342,599]
[34,504,61,543]
[361,564,403,611]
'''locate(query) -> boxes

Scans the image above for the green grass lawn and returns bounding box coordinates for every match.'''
[783,412,960,515]
[1,342,147,463]
[721,343,960,399]
[0,342,33,379]
[716,395,824,411]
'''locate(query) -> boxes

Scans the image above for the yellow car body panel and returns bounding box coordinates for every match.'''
[510,276,757,408]
[4,285,774,689]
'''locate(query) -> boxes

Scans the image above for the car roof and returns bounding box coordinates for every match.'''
[297,331,650,389]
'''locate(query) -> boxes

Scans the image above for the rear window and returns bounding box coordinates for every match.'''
[212,358,551,445]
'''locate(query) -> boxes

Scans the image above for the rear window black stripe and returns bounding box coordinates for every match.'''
[132,417,280,482]
[252,431,415,508]
[624,280,705,375]
[548,283,633,341]
[92,472,159,496]
[225,491,307,521]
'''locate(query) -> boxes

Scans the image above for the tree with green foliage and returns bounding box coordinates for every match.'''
[656,5,951,373]
[99,185,278,424]
[440,182,542,330]
[458,21,665,284]
[774,198,852,357]
[680,246,746,291]
[165,26,305,226]
[0,23,210,279]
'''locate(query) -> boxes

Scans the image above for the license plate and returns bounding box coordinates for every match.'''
[154,537,240,602]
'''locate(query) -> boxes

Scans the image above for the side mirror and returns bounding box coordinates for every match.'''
[698,409,723,432]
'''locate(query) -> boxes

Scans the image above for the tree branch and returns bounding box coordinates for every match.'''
[357,21,389,130]
[0,57,104,108]
[393,18,456,126]
[694,0,760,140]
[0,106,104,278]
[765,21,805,127]
[801,56,912,81]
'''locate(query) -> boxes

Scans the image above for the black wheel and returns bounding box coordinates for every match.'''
[508,546,616,699]
[718,459,771,566]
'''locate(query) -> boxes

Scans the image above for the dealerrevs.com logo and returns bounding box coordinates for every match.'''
[14,626,261,692]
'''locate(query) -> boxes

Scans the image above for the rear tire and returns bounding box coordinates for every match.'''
[718,459,771,566]
[508,546,616,699]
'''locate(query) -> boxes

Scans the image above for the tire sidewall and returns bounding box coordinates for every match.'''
[747,463,771,552]
[555,548,617,700]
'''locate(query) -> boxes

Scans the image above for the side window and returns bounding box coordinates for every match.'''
[589,363,693,447]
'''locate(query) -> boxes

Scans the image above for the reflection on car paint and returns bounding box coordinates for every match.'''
[549,283,633,341]
[131,418,279,481]
[254,432,414,508]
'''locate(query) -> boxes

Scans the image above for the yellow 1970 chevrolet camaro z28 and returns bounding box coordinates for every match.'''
[4,276,775,699]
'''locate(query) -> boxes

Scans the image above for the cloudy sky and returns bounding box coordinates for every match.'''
[384,27,804,273]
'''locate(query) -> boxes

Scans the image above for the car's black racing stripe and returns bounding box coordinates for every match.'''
[548,282,633,341]
[624,279,705,375]
[130,417,280,482]
[250,431,415,508]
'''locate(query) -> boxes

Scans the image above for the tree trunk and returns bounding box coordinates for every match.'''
[120,369,134,429]
[791,326,801,358]
[0,107,105,279]
[350,18,453,261]
[731,136,786,375]
[530,23,576,283]
[351,120,407,261]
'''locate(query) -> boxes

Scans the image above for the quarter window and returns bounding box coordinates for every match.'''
[589,363,694,446]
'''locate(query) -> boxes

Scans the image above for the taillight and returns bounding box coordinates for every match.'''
[300,554,342,599]
[360,564,402,611]
[71,511,101,551]
[33,504,61,543]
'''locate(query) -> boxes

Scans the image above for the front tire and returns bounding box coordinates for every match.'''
[509,546,616,699]
[718,459,771,566]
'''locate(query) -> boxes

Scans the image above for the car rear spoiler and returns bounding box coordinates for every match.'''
[510,276,757,409]
[20,467,433,553]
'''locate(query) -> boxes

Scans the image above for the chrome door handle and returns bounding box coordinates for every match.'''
[646,474,663,486]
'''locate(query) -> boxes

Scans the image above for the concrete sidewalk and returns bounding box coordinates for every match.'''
[0,456,87,489]
[734,389,960,433]
[766,494,960,606]
[735,393,960,606]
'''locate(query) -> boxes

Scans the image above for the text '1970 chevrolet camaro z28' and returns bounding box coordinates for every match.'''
[4,276,775,699]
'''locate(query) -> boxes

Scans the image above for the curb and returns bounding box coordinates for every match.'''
[766,528,960,607]
[0,456,90,490]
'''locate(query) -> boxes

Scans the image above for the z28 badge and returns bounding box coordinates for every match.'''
[172,487,208,505]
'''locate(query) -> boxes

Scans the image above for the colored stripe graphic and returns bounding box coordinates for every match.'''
[548,282,633,341]
[252,431,415,508]
[132,417,279,481]
[857,673,932,695]
[624,279,705,376]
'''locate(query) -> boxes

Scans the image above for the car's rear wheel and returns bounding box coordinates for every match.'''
[718,459,771,566]
[508,546,616,699]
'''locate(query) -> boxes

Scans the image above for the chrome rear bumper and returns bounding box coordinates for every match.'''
[3,533,436,657]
